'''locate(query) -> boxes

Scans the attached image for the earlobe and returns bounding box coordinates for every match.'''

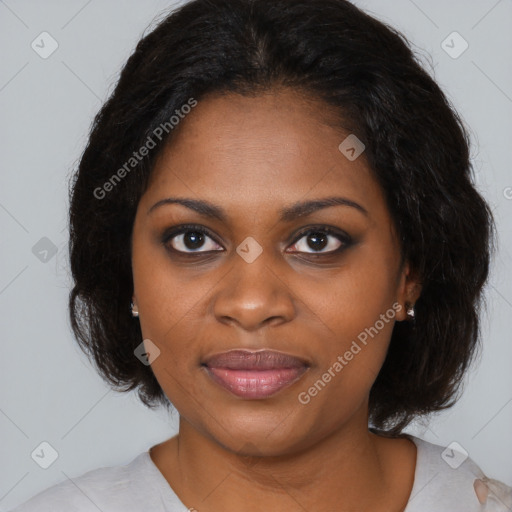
[397,262,422,322]
[405,301,415,321]
[130,299,139,318]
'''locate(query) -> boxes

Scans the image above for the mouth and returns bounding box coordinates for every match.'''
[201,349,310,399]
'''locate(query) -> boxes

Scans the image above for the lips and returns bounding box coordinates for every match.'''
[201,349,309,399]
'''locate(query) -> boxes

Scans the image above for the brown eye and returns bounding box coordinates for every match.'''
[163,225,223,253]
[288,227,351,254]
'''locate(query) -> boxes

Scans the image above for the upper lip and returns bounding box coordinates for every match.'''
[202,349,310,370]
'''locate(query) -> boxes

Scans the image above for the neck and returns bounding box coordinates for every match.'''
[151,408,414,512]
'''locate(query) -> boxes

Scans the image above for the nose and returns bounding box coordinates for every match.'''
[212,251,296,332]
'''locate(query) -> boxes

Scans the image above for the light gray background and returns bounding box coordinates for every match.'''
[1,0,511,509]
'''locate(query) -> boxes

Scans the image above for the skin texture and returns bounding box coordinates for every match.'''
[131,88,422,512]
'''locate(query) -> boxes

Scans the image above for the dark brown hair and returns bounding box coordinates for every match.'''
[68,0,496,434]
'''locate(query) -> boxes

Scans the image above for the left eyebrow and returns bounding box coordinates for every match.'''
[279,197,369,221]
[147,196,369,222]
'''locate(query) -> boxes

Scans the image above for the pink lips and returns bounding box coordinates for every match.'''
[202,349,309,399]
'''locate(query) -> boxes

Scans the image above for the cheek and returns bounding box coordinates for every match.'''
[296,310,395,430]
[294,245,399,397]
[131,245,204,402]
[294,240,398,338]
[132,235,212,343]
[321,275,397,359]
[134,283,209,416]
[322,240,399,330]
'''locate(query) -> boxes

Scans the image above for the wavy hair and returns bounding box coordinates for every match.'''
[68,0,496,434]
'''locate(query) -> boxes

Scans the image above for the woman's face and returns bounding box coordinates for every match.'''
[131,88,419,455]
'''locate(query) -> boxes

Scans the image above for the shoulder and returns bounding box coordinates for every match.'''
[405,435,512,512]
[9,452,151,512]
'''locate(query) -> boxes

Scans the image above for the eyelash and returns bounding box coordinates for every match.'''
[161,223,353,258]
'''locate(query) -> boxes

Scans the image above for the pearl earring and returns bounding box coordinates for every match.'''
[130,301,139,318]
[406,303,415,320]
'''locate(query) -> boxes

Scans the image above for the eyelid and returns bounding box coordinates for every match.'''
[288,225,351,244]
[286,225,352,254]
[161,223,352,255]
[162,223,224,253]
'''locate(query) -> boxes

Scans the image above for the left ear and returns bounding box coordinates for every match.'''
[395,260,422,322]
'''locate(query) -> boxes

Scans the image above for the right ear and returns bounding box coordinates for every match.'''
[131,297,139,317]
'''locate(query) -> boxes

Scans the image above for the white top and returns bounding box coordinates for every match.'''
[9,435,512,512]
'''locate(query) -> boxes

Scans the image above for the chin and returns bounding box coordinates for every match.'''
[199,406,321,457]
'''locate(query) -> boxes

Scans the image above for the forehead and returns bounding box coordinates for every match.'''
[144,89,386,221]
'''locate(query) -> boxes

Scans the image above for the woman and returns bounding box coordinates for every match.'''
[11,0,512,510]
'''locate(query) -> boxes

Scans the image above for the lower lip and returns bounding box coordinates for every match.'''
[203,366,308,399]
